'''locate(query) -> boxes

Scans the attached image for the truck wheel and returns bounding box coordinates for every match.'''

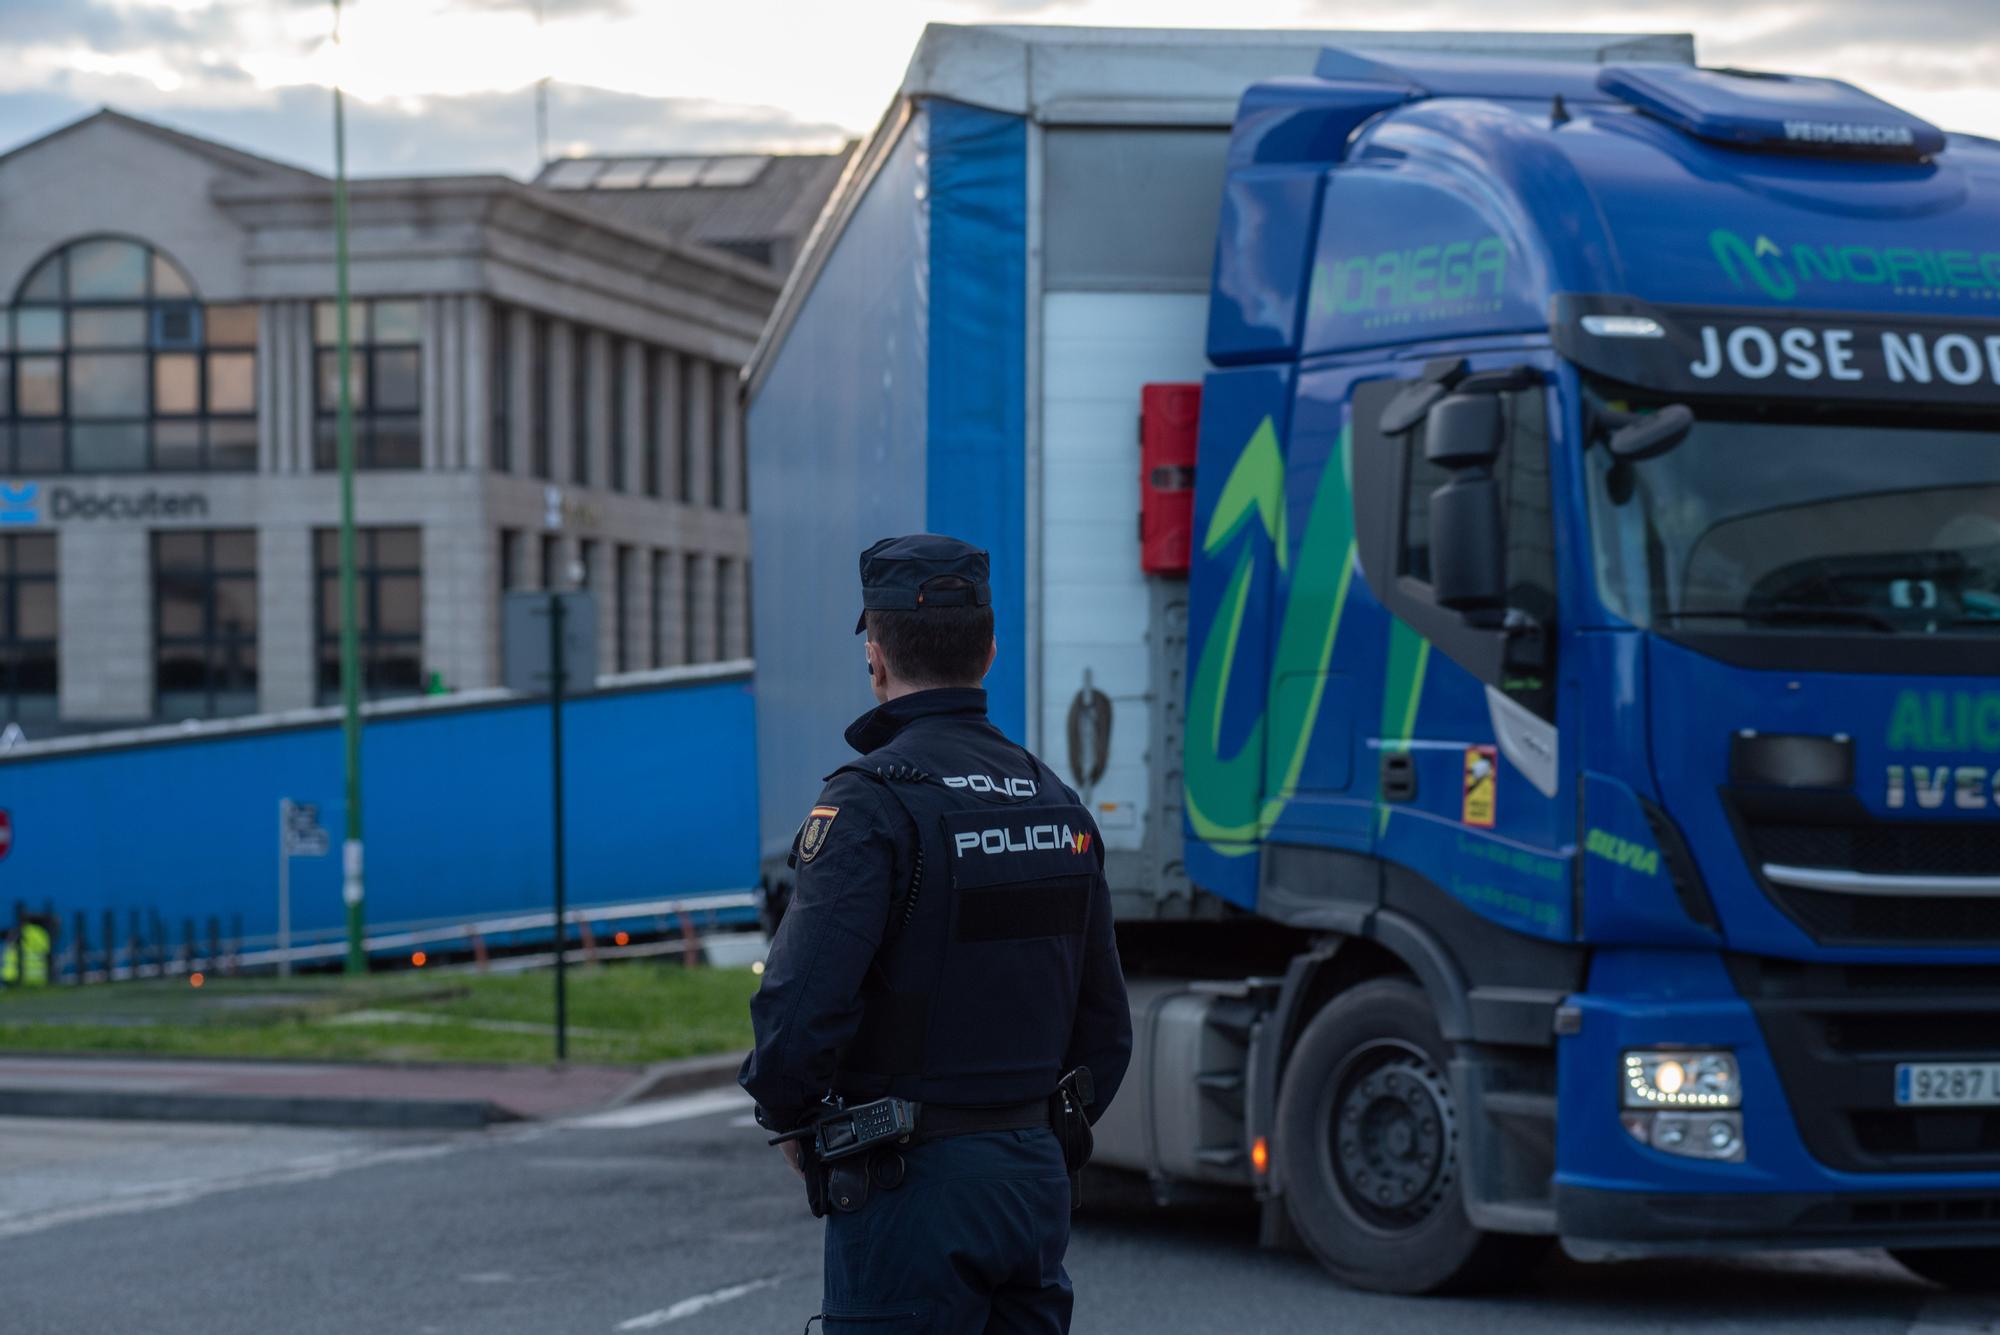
[1891,1248,2000,1291]
[1275,977,1548,1294]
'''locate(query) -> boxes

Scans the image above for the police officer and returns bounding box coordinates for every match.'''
[741,534,1132,1334]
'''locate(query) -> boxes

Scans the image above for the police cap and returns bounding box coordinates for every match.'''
[855,534,991,633]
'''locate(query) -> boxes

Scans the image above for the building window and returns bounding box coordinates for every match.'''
[649,549,667,667]
[710,365,728,513]
[313,299,421,470]
[736,395,749,513]
[490,303,512,472]
[571,326,590,486]
[530,315,551,480]
[499,528,523,593]
[3,237,258,473]
[683,552,700,663]
[0,534,56,724]
[155,530,257,720]
[614,544,632,672]
[642,352,661,498]
[679,358,699,503]
[539,533,560,591]
[609,337,627,493]
[715,556,732,660]
[315,528,422,703]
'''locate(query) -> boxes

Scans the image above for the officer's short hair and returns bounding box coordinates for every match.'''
[865,577,993,687]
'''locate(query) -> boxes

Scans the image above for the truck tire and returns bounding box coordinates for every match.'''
[1275,977,1548,1294]
[1891,1248,2000,1291]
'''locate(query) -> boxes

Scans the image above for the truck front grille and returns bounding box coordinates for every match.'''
[1730,957,2000,1174]
[1731,810,2000,946]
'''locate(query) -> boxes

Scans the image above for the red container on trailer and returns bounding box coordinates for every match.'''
[1139,382,1200,574]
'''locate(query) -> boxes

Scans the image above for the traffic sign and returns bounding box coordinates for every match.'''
[0,809,12,861]
[282,801,329,858]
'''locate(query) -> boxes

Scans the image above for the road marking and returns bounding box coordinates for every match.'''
[0,1135,491,1241]
[617,1275,783,1329]
[564,1088,749,1130]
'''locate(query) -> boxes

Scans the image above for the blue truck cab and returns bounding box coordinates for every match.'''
[1185,48,2000,1288]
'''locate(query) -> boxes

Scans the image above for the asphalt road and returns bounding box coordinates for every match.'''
[2,1091,1995,1335]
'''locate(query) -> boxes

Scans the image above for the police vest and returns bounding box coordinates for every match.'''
[832,743,1098,1110]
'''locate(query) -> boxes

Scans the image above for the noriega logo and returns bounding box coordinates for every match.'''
[953,824,1092,857]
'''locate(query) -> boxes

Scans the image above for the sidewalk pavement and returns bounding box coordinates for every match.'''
[0,1050,744,1130]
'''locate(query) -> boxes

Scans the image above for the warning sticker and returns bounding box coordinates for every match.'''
[1462,746,1497,828]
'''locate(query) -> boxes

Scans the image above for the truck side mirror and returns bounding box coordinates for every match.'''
[1430,474,1507,611]
[1422,392,1508,613]
[1424,393,1502,467]
[1597,402,1693,461]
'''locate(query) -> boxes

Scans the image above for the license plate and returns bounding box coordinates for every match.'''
[1895,1063,2000,1107]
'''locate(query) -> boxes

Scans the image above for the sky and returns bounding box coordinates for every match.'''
[3,0,1999,177]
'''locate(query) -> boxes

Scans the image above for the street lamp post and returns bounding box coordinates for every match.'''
[332,0,365,975]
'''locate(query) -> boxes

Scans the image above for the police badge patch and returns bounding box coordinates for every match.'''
[798,805,839,862]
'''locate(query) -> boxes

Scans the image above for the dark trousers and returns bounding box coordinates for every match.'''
[821,1127,1073,1334]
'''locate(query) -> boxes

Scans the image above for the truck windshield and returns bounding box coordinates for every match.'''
[1584,386,2000,635]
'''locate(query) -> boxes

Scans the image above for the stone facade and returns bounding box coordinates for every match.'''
[0,111,789,732]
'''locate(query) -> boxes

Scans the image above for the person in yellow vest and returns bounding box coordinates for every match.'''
[1,918,52,988]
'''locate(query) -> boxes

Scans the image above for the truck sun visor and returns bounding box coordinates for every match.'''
[1599,64,1945,161]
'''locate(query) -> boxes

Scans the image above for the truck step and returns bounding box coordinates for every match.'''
[1196,1145,1245,1168]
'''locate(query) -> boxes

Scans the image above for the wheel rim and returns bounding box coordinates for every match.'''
[1322,1038,1457,1233]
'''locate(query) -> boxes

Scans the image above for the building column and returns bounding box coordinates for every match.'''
[57,527,151,723]
[258,525,315,713]
[688,550,718,664]
[463,297,490,472]
[423,518,496,693]
[657,547,687,666]
[682,356,712,507]
[260,300,313,476]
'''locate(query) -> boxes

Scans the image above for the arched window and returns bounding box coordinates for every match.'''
[3,237,258,474]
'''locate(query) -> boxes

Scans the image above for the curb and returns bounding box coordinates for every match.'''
[608,1051,747,1107]
[0,1087,516,1130]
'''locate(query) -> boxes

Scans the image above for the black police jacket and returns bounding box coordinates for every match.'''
[740,688,1132,1132]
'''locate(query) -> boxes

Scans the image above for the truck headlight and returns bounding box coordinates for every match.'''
[1623,1050,1740,1109]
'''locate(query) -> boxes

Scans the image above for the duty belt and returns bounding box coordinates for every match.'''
[914,1098,1050,1143]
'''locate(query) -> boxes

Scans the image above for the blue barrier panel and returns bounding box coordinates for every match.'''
[0,673,759,946]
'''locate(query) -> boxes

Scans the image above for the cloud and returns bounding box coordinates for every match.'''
[0,0,242,52]
[0,78,850,179]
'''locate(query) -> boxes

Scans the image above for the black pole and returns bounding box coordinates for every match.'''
[550,590,568,1064]
[72,911,85,986]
